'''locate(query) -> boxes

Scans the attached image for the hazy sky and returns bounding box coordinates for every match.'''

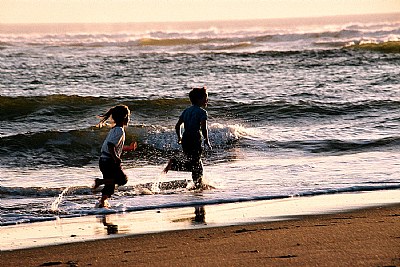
[1,0,400,24]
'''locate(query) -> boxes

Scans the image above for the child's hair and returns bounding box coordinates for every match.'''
[189,86,207,105]
[97,105,130,128]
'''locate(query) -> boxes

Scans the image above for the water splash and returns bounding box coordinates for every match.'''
[151,172,166,193]
[50,187,70,212]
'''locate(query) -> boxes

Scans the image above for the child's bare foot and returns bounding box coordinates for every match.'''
[95,199,110,208]
[95,195,110,208]
[101,199,110,208]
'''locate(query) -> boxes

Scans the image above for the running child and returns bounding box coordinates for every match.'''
[164,87,212,189]
[93,104,137,208]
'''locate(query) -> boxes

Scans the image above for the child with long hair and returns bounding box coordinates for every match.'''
[93,104,136,208]
[163,87,212,189]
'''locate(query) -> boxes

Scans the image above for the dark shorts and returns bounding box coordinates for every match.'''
[99,157,128,196]
[182,131,202,158]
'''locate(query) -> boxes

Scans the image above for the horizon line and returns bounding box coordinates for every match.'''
[1,11,399,26]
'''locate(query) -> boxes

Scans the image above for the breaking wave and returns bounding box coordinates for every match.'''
[346,40,400,53]
[1,15,399,52]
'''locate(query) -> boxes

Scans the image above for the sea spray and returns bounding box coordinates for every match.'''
[50,187,70,212]
[151,172,166,193]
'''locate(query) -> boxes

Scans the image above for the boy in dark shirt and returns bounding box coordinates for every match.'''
[164,87,212,188]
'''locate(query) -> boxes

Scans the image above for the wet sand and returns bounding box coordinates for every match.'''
[1,203,399,267]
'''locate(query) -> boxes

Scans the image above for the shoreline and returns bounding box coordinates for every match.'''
[1,190,399,250]
[1,201,399,266]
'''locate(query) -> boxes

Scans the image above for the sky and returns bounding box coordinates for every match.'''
[1,0,400,24]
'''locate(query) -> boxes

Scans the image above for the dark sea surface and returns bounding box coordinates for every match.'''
[0,13,399,225]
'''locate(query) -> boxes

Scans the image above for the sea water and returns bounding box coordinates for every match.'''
[0,13,399,226]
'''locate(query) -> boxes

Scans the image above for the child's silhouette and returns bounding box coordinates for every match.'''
[164,87,211,189]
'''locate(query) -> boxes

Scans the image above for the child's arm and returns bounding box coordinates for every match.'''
[123,141,137,152]
[175,118,184,144]
[107,142,121,165]
[201,120,212,149]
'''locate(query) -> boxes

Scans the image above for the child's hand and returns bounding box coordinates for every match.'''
[123,141,137,152]
[177,137,182,144]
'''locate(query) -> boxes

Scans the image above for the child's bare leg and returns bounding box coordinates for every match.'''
[192,159,203,188]
[163,158,184,173]
[164,158,194,174]
[163,159,173,173]
[99,195,110,207]
[93,178,103,190]
[93,178,114,188]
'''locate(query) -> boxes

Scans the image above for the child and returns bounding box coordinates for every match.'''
[93,104,137,208]
[164,87,212,189]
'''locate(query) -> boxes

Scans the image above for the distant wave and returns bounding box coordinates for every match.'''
[2,94,399,130]
[213,99,400,119]
[139,37,212,46]
[0,95,111,121]
[200,42,253,51]
[346,41,400,53]
[138,37,255,51]
[5,94,394,121]
[1,20,398,52]
[0,95,190,122]
[269,136,400,154]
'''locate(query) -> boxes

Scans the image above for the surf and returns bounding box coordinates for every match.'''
[1,13,399,53]
[346,40,400,53]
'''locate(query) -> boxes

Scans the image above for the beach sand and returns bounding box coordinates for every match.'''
[1,203,399,267]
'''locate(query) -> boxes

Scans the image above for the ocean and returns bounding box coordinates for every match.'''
[0,13,399,226]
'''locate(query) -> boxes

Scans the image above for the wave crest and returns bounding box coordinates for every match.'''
[1,16,399,52]
[346,41,400,53]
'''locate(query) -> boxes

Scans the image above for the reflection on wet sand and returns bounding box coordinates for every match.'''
[170,206,207,225]
[193,206,206,224]
[100,215,119,235]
